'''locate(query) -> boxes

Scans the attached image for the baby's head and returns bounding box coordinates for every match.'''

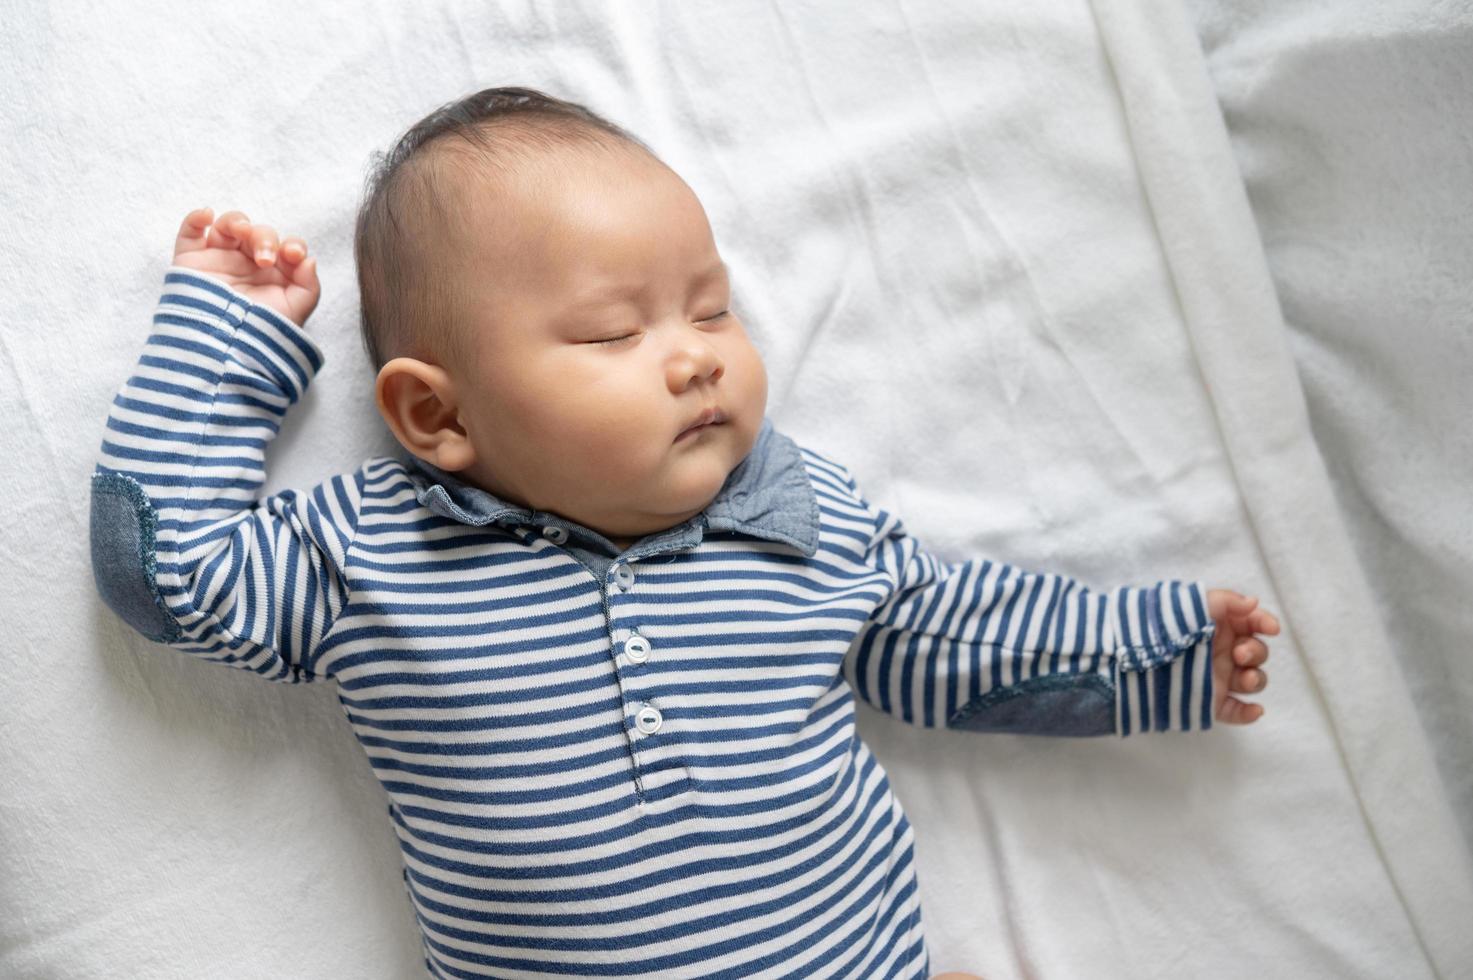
[354,87,768,547]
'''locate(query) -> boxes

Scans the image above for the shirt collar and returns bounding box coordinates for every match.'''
[403,416,820,556]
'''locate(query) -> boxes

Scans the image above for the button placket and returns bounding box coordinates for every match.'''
[542,525,567,544]
[600,556,693,809]
[602,558,683,804]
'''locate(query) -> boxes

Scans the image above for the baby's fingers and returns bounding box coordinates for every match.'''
[173,207,215,257]
[285,252,319,295]
[1251,608,1281,636]
[277,236,307,261]
[1217,696,1265,725]
[277,238,321,324]
[247,224,281,267]
[1233,637,1269,668]
[1230,666,1267,694]
[275,235,312,278]
[206,210,251,250]
[204,211,278,266]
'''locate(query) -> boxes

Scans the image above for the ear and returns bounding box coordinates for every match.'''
[375,357,478,471]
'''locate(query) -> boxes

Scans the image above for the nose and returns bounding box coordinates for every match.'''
[666,324,725,392]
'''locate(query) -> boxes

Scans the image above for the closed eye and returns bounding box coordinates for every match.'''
[588,312,729,347]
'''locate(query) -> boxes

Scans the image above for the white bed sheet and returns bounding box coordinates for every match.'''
[1,1,1468,978]
[1187,0,1473,854]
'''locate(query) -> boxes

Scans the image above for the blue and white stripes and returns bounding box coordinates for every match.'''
[92,267,1216,979]
[96,269,361,683]
[850,510,1215,737]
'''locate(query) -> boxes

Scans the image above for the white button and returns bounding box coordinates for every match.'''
[635,704,662,734]
[613,564,635,590]
[542,525,567,544]
[625,634,651,663]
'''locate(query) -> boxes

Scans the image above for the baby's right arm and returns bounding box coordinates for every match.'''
[90,209,365,683]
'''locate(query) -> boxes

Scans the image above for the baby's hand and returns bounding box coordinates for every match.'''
[1206,589,1280,726]
[170,207,321,327]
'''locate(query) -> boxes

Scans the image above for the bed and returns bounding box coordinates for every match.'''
[1,0,1468,976]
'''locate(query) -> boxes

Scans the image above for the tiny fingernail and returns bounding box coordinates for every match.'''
[258,248,274,262]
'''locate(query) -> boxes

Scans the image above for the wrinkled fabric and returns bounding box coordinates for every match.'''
[4,0,1470,977]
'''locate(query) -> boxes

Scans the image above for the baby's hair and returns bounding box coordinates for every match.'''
[353,86,659,371]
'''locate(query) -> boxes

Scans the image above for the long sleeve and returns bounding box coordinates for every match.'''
[89,266,365,683]
[842,487,1216,737]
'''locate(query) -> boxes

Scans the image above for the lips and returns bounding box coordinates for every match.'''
[678,407,727,438]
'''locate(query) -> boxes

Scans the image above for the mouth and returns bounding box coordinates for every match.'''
[676,407,728,441]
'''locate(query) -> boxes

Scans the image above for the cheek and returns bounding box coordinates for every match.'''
[749,347,768,403]
[521,365,665,471]
[488,355,608,427]
[731,338,768,410]
[459,369,581,465]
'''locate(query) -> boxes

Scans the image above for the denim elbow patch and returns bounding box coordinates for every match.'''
[90,472,180,643]
[947,672,1115,737]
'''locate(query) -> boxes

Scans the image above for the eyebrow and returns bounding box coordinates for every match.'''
[560,260,728,313]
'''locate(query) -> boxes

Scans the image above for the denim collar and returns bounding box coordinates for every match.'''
[403,416,820,557]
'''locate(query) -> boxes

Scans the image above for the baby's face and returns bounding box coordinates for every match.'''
[443,150,768,546]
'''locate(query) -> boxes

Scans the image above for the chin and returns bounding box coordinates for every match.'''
[666,451,736,511]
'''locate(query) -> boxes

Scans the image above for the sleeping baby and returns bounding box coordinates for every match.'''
[90,85,1279,980]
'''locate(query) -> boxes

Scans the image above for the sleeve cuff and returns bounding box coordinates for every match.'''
[1109,581,1217,735]
[161,265,325,403]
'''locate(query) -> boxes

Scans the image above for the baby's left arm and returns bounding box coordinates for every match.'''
[842,481,1279,738]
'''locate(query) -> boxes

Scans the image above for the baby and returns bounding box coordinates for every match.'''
[91,86,1278,980]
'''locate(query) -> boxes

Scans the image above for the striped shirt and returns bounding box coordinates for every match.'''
[90,268,1217,980]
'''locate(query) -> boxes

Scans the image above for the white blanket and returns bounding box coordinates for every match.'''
[1186,0,1473,856]
[2,1,1468,977]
